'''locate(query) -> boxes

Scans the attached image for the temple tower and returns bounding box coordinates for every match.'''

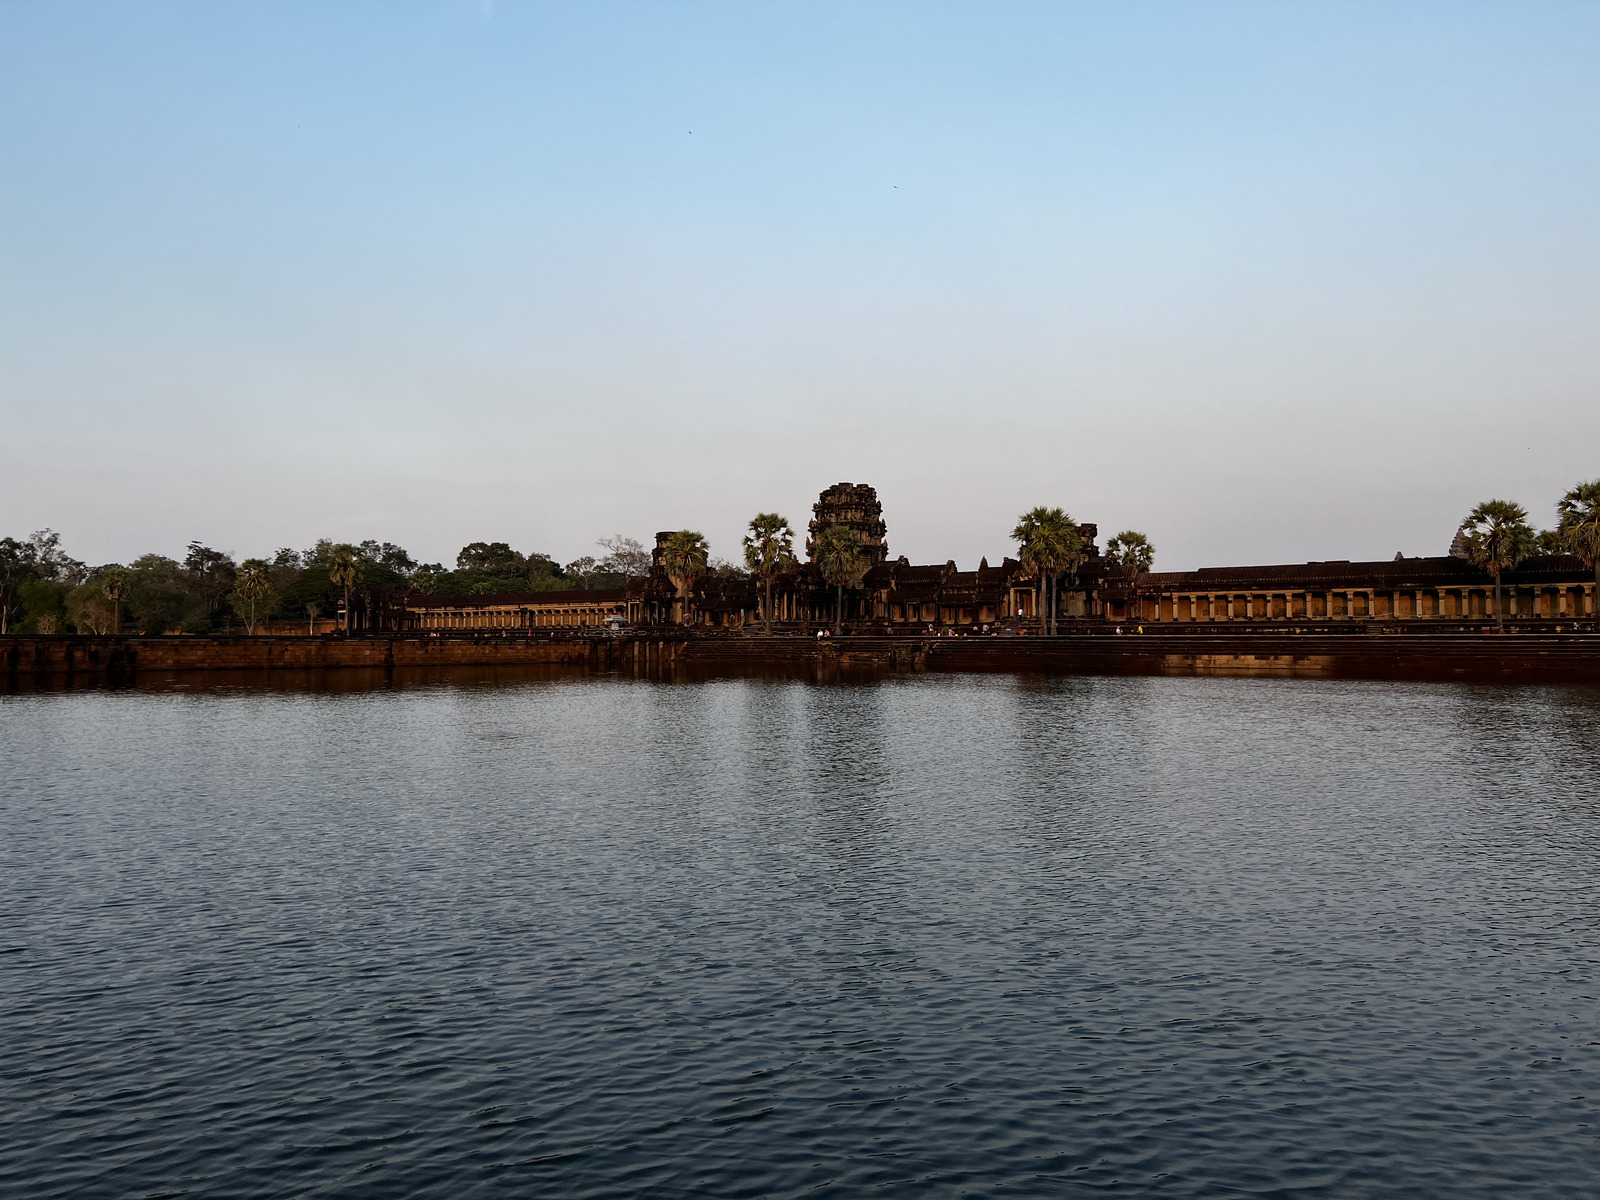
[806,482,889,565]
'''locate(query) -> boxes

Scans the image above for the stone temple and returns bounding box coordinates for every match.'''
[806,482,889,566]
[377,480,1600,632]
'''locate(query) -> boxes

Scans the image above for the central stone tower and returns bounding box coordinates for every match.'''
[806,482,889,566]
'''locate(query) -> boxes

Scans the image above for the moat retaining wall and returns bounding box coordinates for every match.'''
[3,635,685,677]
[7,629,1600,683]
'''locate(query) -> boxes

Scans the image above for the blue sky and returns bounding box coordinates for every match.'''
[3,2,1597,571]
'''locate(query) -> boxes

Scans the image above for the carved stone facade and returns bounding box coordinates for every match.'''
[806,482,889,566]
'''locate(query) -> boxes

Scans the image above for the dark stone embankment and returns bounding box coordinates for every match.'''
[7,626,1600,684]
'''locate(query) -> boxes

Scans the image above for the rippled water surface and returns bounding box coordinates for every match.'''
[3,670,1600,1197]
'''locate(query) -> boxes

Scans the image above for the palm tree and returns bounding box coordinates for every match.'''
[743,512,797,634]
[1557,480,1600,603]
[1106,531,1156,623]
[101,568,128,635]
[660,530,710,625]
[1011,507,1083,634]
[233,558,273,635]
[814,524,867,636]
[1459,500,1536,630]
[327,544,364,634]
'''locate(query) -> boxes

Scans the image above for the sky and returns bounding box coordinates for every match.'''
[2,2,1597,572]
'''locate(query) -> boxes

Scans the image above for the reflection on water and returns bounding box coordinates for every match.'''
[3,673,1599,1198]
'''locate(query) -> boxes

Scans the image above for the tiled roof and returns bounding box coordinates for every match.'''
[1144,555,1592,591]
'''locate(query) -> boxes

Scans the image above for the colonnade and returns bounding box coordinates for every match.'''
[1134,584,1597,622]
[412,605,622,630]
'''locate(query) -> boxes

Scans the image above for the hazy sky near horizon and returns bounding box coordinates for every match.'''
[3,2,1597,572]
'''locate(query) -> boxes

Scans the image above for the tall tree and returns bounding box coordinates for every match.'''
[743,513,797,634]
[597,535,651,579]
[814,524,867,636]
[456,541,527,577]
[660,531,710,625]
[183,543,237,616]
[231,559,275,635]
[1011,507,1083,634]
[27,529,85,585]
[0,537,37,635]
[565,556,600,588]
[1459,500,1536,630]
[100,568,129,636]
[1557,479,1600,601]
[66,579,115,634]
[326,545,364,634]
[1106,531,1156,623]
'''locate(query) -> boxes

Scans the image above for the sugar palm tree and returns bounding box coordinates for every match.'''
[660,530,710,625]
[327,544,364,634]
[1557,479,1600,601]
[1459,500,1536,630]
[233,558,273,635]
[101,568,128,636]
[1010,509,1046,631]
[1106,531,1156,623]
[814,524,866,636]
[1012,507,1083,634]
[743,512,797,634]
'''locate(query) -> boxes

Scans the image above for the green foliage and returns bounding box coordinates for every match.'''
[25,530,86,585]
[814,525,866,588]
[0,537,35,634]
[814,524,867,635]
[273,564,341,619]
[1012,507,1085,633]
[183,544,237,615]
[125,556,199,633]
[326,545,364,631]
[743,514,796,578]
[230,559,277,634]
[1534,529,1566,555]
[66,578,117,634]
[1460,499,1537,626]
[357,540,416,575]
[564,556,605,588]
[660,531,710,589]
[1557,479,1600,582]
[660,531,710,623]
[456,541,526,576]
[744,513,797,632]
[18,578,66,634]
[1106,531,1155,577]
[527,553,572,591]
[99,568,130,635]
[419,542,574,595]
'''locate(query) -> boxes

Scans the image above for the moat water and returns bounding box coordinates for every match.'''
[3,668,1599,1197]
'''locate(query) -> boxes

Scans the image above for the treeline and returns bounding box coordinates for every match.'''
[0,533,660,635]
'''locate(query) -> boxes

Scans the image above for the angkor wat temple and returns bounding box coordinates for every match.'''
[389,482,1600,632]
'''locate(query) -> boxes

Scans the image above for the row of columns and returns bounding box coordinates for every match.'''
[413,606,623,630]
[1140,584,1598,622]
